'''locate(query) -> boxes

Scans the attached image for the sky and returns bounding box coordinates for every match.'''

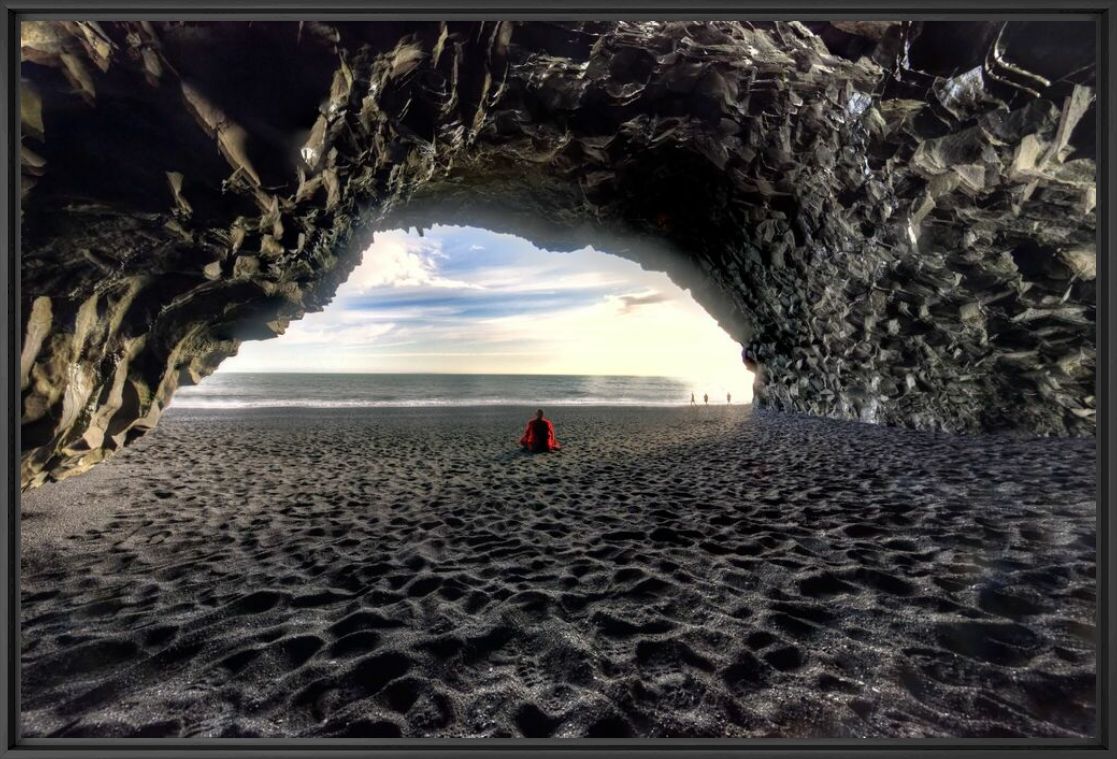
[218,225,754,401]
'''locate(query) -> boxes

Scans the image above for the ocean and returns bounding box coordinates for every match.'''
[170,373,746,410]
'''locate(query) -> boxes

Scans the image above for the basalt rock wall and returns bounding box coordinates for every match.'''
[19,20,1097,488]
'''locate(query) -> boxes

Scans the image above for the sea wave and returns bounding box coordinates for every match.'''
[168,397,692,409]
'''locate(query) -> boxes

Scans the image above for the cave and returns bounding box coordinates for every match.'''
[15,19,1101,741]
[19,19,1097,489]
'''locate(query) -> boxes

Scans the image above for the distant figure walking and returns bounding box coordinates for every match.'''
[690,392,696,406]
[703,393,709,406]
[727,392,732,404]
[520,409,561,453]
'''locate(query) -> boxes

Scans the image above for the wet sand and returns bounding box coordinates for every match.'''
[20,406,1097,738]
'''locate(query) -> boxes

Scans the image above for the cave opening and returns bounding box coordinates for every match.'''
[174,223,758,411]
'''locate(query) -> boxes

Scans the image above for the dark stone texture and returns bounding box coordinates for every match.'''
[19,20,1096,488]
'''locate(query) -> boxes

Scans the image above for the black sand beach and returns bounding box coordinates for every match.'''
[20,406,1096,738]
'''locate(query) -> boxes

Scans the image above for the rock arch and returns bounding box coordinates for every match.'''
[19,20,1097,488]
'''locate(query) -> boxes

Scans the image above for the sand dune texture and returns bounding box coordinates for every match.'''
[21,407,1096,738]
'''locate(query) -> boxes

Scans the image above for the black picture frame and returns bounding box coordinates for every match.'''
[1,2,1113,757]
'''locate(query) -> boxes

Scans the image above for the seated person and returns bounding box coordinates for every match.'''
[519,409,561,453]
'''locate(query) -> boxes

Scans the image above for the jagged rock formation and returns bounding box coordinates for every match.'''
[19,20,1097,489]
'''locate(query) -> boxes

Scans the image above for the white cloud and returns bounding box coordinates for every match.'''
[470,265,628,293]
[340,231,481,294]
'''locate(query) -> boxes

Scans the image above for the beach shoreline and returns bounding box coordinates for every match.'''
[20,405,1097,738]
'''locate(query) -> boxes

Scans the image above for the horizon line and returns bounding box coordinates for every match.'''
[207,370,724,379]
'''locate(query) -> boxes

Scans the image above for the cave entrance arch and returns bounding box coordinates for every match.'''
[18,19,1097,489]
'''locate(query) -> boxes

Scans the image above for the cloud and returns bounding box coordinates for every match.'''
[469,265,627,293]
[344,288,602,321]
[340,232,481,294]
[613,290,671,313]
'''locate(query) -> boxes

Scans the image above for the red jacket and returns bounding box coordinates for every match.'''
[520,417,560,452]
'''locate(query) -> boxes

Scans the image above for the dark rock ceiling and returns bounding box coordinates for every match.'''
[19,20,1097,489]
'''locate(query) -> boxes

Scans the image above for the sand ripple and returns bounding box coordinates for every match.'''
[20,406,1096,737]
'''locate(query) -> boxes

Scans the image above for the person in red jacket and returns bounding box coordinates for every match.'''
[519,409,561,453]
